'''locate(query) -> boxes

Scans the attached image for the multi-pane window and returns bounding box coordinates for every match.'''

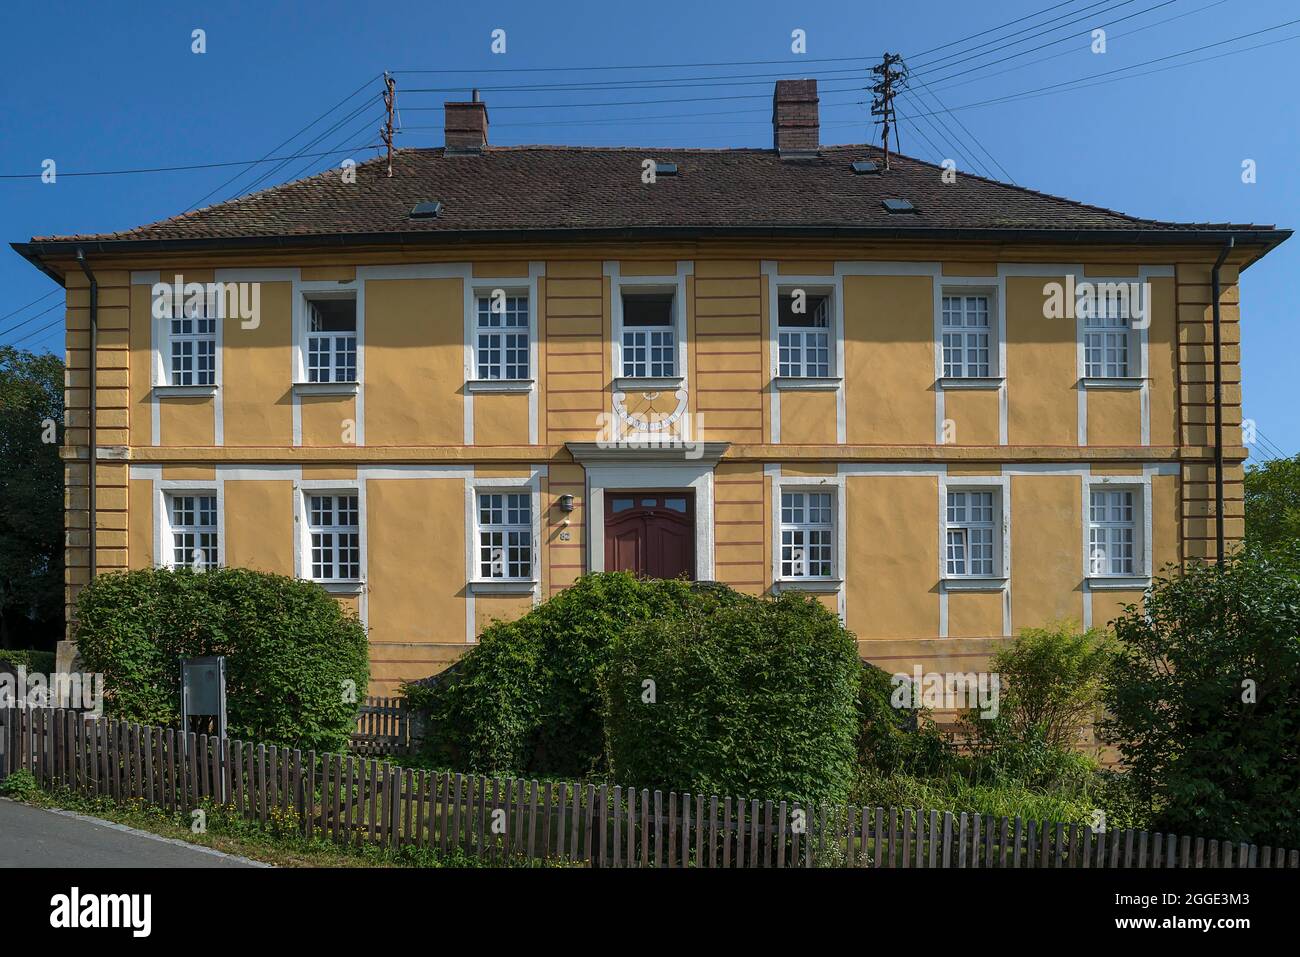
[780,491,834,578]
[1088,489,1137,576]
[1084,299,1132,378]
[778,293,831,378]
[476,294,530,380]
[305,298,357,383]
[621,293,676,378]
[941,294,992,378]
[308,494,361,581]
[167,295,216,387]
[945,490,997,577]
[478,492,533,580]
[168,494,217,570]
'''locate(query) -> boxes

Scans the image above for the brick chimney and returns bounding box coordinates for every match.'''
[444,94,488,153]
[773,79,819,159]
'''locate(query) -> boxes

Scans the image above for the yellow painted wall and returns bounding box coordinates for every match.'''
[300,394,355,446]
[365,477,467,690]
[128,479,153,569]
[1006,276,1077,446]
[843,276,934,444]
[943,389,1000,446]
[474,392,530,445]
[844,474,940,638]
[714,460,765,594]
[1086,389,1141,446]
[159,397,214,446]
[223,280,293,446]
[694,260,762,444]
[780,390,837,444]
[947,591,1003,638]
[364,278,463,446]
[223,480,293,574]
[1010,474,1084,629]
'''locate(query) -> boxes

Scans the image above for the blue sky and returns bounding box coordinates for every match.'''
[1,0,1296,456]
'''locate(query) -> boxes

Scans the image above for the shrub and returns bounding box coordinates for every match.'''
[966,622,1113,752]
[0,768,39,800]
[600,590,861,804]
[856,662,953,777]
[1100,545,1300,846]
[404,573,724,776]
[73,567,368,752]
[0,648,57,674]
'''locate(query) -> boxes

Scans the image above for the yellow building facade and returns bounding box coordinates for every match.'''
[17,84,1284,694]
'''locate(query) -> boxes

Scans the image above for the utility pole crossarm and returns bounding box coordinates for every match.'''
[870,52,908,171]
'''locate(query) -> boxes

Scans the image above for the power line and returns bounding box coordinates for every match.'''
[908,0,1096,59]
[904,68,1016,182]
[6,314,64,349]
[0,289,58,324]
[923,0,1230,95]
[185,74,382,211]
[908,0,1135,73]
[231,96,387,198]
[910,0,1181,84]
[903,17,1300,118]
[0,302,62,341]
[0,146,382,181]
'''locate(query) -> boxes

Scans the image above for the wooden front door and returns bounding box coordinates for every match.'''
[604,492,695,580]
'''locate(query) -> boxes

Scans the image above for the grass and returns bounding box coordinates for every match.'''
[0,769,577,868]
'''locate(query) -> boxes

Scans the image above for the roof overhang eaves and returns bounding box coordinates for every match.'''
[12,224,1291,277]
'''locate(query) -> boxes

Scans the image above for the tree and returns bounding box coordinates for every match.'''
[1244,454,1300,549]
[1100,546,1300,846]
[0,347,64,651]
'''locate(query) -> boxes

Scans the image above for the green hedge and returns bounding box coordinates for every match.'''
[404,573,729,776]
[600,590,861,804]
[1101,546,1300,847]
[0,648,57,674]
[73,568,369,752]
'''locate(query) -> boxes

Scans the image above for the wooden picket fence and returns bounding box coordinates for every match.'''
[2,707,1297,868]
[351,696,412,757]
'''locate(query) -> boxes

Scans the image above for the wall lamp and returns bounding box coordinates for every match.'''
[558,494,575,513]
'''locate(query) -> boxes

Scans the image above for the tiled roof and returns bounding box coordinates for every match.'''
[23,144,1284,246]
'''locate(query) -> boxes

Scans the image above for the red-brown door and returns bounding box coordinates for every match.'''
[604,492,695,580]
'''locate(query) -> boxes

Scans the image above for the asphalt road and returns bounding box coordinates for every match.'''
[0,799,262,868]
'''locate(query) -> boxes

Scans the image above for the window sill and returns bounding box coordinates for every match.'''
[466,378,534,394]
[317,580,365,595]
[774,578,843,594]
[1081,377,1145,390]
[938,377,1004,391]
[943,576,1008,592]
[294,381,360,396]
[1087,576,1150,590]
[774,376,842,392]
[154,384,218,398]
[470,579,538,595]
[614,376,684,393]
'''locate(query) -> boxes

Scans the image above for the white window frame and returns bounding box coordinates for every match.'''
[938,475,1010,589]
[1084,478,1150,586]
[774,284,838,383]
[295,482,365,593]
[153,285,222,396]
[778,488,837,581]
[1077,277,1148,392]
[772,483,841,589]
[469,287,532,385]
[292,283,362,396]
[937,287,1001,386]
[467,475,541,595]
[156,484,223,571]
[611,267,688,390]
[474,490,535,582]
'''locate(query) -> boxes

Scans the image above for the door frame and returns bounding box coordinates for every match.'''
[582,463,717,582]
[603,489,697,580]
